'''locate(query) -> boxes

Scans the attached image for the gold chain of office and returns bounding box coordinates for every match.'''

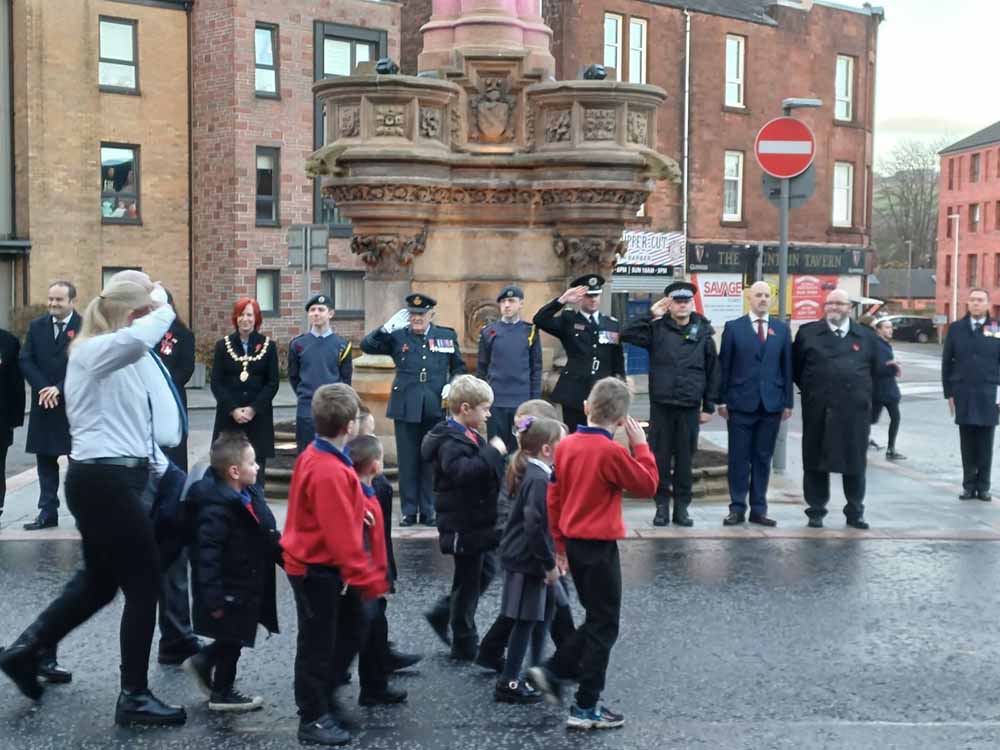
[224,336,272,382]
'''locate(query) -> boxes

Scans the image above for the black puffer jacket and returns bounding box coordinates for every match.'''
[622,311,720,411]
[500,462,557,578]
[188,470,283,647]
[421,420,505,555]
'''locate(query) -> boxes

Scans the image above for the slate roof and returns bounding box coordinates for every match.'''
[647,0,778,24]
[869,268,936,299]
[940,121,1000,156]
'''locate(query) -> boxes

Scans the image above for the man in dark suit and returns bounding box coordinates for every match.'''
[942,288,1000,501]
[793,288,878,529]
[0,324,25,521]
[532,275,625,432]
[718,281,793,527]
[19,281,81,530]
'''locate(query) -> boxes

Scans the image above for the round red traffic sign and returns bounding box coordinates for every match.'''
[754,117,816,179]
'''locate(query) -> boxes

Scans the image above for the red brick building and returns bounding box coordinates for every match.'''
[191,0,401,347]
[935,121,1000,322]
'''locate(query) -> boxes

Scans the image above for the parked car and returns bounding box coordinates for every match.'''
[880,315,937,343]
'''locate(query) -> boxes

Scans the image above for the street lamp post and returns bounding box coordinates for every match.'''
[905,239,913,309]
[948,213,961,322]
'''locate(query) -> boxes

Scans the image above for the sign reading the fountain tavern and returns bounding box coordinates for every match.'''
[614,231,686,276]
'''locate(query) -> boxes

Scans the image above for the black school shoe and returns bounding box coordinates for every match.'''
[358,685,407,706]
[208,688,263,712]
[114,689,187,726]
[299,714,351,746]
[158,639,203,666]
[495,678,542,704]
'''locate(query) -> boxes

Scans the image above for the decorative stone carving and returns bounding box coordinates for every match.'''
[449,108,462,145]
[468,76,516,143]
[465,300,500,345]
[544,109,571,143]
[552,232,627,275]
[524,106,535,149]
[420,107,442,139]
[305,143,348,178]
[339,105,360,138]
[349,227,429,273]
[583,109,616,141]
[374,105,406,137]
[627,111,649,145]
[327,184,647,208]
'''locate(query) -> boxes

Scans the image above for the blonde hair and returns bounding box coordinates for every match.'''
[586,377,631,425]
[447,374,493,414]
[72,280,152,350]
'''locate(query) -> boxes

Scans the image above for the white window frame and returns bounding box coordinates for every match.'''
[835,55,854,122]
[628,18,647,84]
[723,151,744,221]
[833,162,854,227]
[603,13,622,81]
[725,35,745,108]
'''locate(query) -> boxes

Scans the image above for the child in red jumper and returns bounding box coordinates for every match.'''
[528,377,658,730]
[282,384,388,747]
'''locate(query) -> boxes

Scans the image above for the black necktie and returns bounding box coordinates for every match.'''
[837,329,845,339]
[55,321,65,340]
[974,322,983,334]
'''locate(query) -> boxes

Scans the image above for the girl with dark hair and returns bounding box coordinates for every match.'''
[495,416,565,704]
[210,298,279,492]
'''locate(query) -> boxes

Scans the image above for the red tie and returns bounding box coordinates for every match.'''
[756,318,766,343]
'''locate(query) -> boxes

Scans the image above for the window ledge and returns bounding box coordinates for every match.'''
[102,218,142,226]
[828,225,858,234]
[833,118,865,130]
[99,86,140,97]
[720,219,747,228]
[722,105,750,116]
[256,221,282,229]
[255,91,281,101]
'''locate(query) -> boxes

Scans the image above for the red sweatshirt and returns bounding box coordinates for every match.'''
[362,491,389,583]
[546,426,659,554]
[281,442,388,599]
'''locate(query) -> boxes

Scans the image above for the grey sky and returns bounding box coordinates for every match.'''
[874,0,999,167]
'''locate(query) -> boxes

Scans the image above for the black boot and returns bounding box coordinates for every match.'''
[0,624,45,700]
[38,645,72,684]
[652,504,669,526]
[115,688,187,726]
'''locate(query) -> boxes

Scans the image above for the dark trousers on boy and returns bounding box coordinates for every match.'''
[201,639,241,692]
[542,539,622,710]
[427,550,498,658]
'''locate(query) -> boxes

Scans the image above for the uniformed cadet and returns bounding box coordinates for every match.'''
[476,285,542,452]
[361,293,466,526]
[288,294,353,453]
[532,274,625,432]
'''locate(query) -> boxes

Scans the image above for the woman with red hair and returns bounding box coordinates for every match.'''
[210,298,279,491]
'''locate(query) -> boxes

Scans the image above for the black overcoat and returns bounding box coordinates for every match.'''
[188,471,282,647]
[793,320,878,474]
[210,331,279,458]
[941,315,1000,426]
[0,328,25,446]
[19,312,81,456]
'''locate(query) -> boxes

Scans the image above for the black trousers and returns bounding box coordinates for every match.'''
[562,406,587,434]
[394,417,439,520]
[157,548,198,657]
[0,442,7,511]
[959,425,995,494]
[36,453,61,520]
[650,403,700,514]
[33,463,161,691]
[546,539,622,710]
[428,549,498,656]
[354,595,388,693]
[803,469,866,521]
[487,406,518,454]
[202,639,242,693]
[871,400,901,451]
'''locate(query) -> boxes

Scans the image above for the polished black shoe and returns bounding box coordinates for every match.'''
[807,518,824,528]
[358,685,407,706]
[885,449,906,461]
[473,651,505,673]
[748,514,778,528]
[672,513,693,527]
[38,656,72,684]
[495,678,543,704]
[846,518,870,530]
[722,512,745,526]
[386,649,423,673]
[0,633,43,700]
[114,689,187,726]
[424,609,451,646]
[959,492,978,500]
[298,714,351,746]
[400,515,417,527]
[23,515,57,531]
[420,515,437,527]
[158,639,203,665]
[652,506,669,526]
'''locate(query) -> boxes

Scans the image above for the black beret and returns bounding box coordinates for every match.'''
[305,294,332,311]
[497,285,525,302]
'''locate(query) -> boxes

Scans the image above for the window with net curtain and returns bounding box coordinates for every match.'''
[323,271,365,318]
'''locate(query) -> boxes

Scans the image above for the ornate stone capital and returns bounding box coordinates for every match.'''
[552,232,627,277]
[349,227,429,276]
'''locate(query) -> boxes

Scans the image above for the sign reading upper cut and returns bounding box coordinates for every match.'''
[754,117,816,179]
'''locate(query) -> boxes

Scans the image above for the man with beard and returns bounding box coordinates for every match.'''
[792,288,878,529]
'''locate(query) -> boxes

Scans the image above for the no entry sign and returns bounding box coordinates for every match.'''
[754,117,816,179]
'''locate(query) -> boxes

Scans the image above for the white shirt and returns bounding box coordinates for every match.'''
[65,305,175,463]
[527,457,553,477]
[971,317,986,331]
[586,312,600,327]
[749,312,770,340]
[310,327,333,338]
[52,312,73,339]
[828,318,850,337]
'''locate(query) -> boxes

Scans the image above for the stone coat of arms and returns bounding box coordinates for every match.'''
[469,77,516,143]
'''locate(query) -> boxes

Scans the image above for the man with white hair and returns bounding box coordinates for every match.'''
[792,289,878,529]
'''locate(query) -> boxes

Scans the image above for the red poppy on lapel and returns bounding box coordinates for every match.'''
[255,343,262,352]
[488,329,497,337]
[402,344,409,352]
[851,343,860,351]
[767,328,776,336]
[66,329,76,339]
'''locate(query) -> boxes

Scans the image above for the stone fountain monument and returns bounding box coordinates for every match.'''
[308,0,679,446]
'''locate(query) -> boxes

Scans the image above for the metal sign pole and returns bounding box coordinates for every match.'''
[773,177,790,473]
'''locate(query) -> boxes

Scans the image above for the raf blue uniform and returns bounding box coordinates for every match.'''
[718,313,793,522]
[477,287,542,452]
[288,328,353,453]
[361,295,466,523]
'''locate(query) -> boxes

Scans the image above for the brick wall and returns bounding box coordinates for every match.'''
[14,0,189,313]
[192,0,401,350]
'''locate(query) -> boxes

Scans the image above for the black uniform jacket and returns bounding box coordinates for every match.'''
[20,311,81,456]
[188,470,282,647]
[0,328,25,445]
[157,320,196,409]
[500,462,557,578]
[793,319,878,474]
[532,299,625,409]
[210,330,280,458]
[942,315,1000,427]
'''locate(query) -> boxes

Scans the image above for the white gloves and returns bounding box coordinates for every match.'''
[382,308,410,334]
[150,284,169,307]
[441,384,451,401]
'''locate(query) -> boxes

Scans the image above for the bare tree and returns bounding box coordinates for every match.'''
[872,139,946,269]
